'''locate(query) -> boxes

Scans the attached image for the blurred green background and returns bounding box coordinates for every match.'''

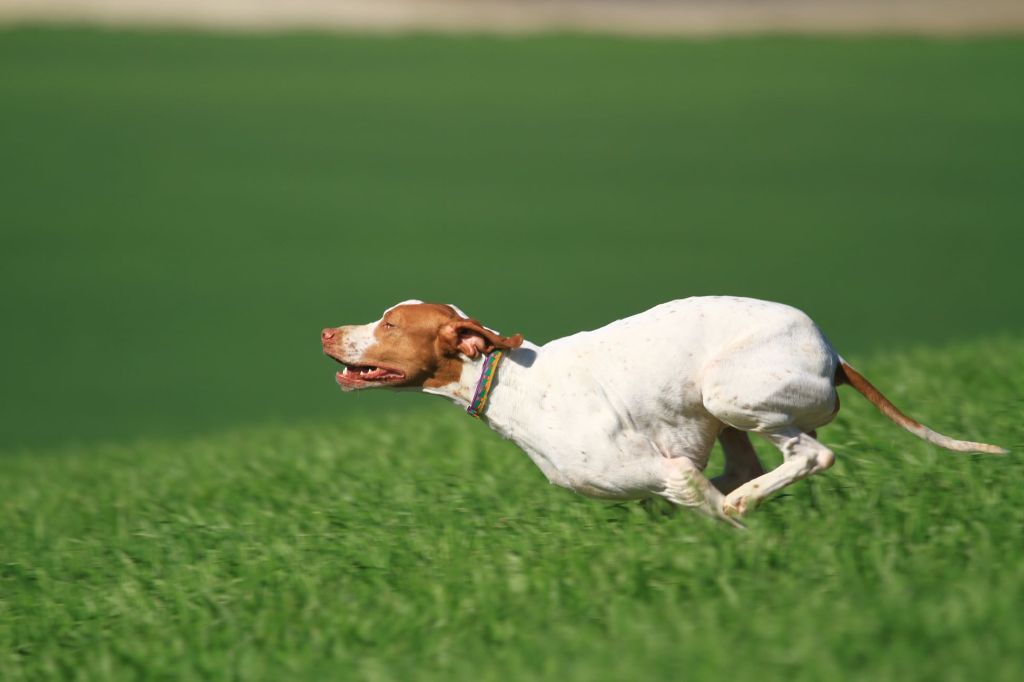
[1,28,1022,449]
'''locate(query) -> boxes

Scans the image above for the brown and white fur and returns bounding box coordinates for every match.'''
[321,297,1006,526]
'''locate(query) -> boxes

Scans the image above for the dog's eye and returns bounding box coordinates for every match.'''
[382,321,397,330]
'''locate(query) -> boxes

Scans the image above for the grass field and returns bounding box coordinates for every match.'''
[2,337,1022,680]
[2,27,1024,680]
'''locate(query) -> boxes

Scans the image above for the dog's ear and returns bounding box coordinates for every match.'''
[438,319,523,359]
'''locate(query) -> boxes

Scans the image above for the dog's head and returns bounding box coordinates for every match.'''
[321,300,523,391]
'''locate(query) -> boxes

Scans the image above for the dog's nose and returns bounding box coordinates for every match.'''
[321,327,337,344]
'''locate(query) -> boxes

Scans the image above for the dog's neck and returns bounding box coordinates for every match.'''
[422,344,539,439]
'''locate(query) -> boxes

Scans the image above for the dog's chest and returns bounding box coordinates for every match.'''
[506,390,717,500]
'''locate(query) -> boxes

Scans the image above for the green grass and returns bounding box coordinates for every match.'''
[2,336,1022,681]
[2,29,1024,447]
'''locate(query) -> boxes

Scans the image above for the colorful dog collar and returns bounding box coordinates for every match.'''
[466,350,505,419]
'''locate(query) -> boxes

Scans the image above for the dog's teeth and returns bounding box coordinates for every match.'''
[342,367,350,375]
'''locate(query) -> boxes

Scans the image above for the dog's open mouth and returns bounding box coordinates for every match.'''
[328,355,405,388]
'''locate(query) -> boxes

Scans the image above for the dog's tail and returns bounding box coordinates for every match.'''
[835,360,1008,454]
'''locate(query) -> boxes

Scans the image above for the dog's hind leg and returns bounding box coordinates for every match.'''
[711,427,766,495]
[722,429,835,517]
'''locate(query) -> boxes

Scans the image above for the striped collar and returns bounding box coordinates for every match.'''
[466,350,506,419]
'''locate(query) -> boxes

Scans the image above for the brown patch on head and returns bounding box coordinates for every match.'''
[376,303,465,389]
[324,302,522,391]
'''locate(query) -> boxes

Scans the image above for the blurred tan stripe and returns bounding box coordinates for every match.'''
[2,0,1024,34]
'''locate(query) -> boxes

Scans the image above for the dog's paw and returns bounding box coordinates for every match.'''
[723,494,751,518]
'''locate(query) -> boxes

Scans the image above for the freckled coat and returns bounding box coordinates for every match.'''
[481,297,839,499]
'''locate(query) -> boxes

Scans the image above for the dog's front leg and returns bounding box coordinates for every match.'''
[660,457,744,528]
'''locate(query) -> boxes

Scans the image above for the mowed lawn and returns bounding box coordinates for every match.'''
[2,336,1022,681]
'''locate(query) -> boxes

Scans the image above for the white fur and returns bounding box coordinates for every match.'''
[337,321,378,360]
[426,296,842,524]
